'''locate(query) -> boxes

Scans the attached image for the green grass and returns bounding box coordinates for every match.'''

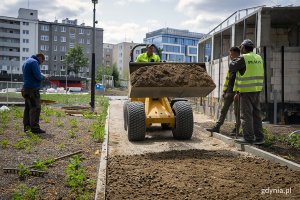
[12,184,39,200]
[0,139,10,148]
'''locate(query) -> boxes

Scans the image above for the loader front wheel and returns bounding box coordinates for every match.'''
[123,101,129,131]
[127,102,146,141]
[172,101,194,140]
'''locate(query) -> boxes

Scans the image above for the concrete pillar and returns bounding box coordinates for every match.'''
[231,25,235,47]
[257,10,271,48]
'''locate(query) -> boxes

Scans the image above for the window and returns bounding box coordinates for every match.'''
[54,36,57,41]
[70,33,75,39]
[22,22,29,26]
[61,36,66,42]
[54,26,57,31]
[60,56,64,61]
[86,39,90,44]
[41,35,49,41]
[69,43,74,48]
[22,30,29,34]
[23,39,29,43]
[22,57,29,61]
[54,45,57,51]
[45,55,49,61]
[53,55,57,61]
[61,26,66,32]
[41,25,49,31]
[22,48,29,52]
[86,30,90,35]
[79,29,84,34]
[60,46,66,52]
[40,45,49,51]
[79,38,84,44]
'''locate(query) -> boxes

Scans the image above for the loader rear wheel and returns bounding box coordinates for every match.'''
[172,101,194,140]
[127,102,146,141]
[123,101,129,131]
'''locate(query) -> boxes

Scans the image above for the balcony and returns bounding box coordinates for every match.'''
[0,32,20,39]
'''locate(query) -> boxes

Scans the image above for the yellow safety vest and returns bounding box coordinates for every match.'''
[136,53,160,62]
[233,52,264,93]
[223,71,230,92]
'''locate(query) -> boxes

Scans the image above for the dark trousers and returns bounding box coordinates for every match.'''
[22,88,41,130]
[216,93,236,127]
[240,92,264,141]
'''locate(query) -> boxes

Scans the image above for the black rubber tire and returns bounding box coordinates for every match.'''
[123,101,129,131]
[172,101,194,140]
[127,102,146,141]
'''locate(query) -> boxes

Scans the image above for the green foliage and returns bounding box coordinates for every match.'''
[14,130,41,150]
[96,65,113,82]
[111,63,120,87]
[286,133,300,149]
[64,45,89,75]
[12,184,39,200]
[18,163,30,180]
[69,118,78,128]
[68,129,77,138]
[0,139,9,148]
[65,155,86,196]
[13,107,23,119]
[14,138,31,150]
[0,110,9,128]
[82,111,97,119]
[262,128,277,147]
[42,106,56,116]
[32,158,55,171]
[91,98,109,142]
[55,121,64,127]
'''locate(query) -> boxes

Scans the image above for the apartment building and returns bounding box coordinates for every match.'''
[112,41,139,78]
[0,8,38,80]
[0,8,104,89]
[144,28,203,62]
[103,43,114,67]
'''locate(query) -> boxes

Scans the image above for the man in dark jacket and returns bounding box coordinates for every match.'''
[230,39,265,145]
[22,53,48,133]
[206,47,240,134]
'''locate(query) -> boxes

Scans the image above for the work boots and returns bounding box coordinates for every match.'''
[206,125,220,133]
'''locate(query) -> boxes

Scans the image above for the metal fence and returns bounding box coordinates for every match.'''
[0,81,24,105]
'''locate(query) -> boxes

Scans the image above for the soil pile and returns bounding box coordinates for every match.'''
[131,63,215,87]
[106,149,300,200]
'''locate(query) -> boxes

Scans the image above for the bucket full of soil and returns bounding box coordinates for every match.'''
[129,62,216,98]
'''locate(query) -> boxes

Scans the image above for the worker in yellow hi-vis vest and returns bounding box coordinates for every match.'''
[206,47,240,135]
[136,44,160,62]
[230,39,265,145]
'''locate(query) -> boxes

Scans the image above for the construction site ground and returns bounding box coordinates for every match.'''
[106,100,300,200]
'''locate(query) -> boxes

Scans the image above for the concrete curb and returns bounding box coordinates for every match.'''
[195,125,300,171]
[95,106,110,200]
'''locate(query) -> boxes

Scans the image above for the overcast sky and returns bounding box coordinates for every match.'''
[1,0,299,44]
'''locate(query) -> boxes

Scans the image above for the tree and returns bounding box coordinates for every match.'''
[64,45,89,75]
[111,63,120,86]
[96,65,112,83]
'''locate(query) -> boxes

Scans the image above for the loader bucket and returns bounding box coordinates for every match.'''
[128,62,216,98]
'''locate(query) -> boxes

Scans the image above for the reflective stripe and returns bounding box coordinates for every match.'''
[235,82,264,88]
[235,76,264,81]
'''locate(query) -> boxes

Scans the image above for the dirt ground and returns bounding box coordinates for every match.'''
[131,63,215,87]
[106,100,300,199]
[0,107,101,199]
[195,115,300,164]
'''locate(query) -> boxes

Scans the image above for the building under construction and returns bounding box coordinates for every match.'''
[198,5,300,124]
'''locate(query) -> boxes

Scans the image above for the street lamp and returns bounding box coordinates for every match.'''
[90,0,98,111]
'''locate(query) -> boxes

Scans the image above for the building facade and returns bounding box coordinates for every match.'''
[103,43,114,67]
[144,28,203,62]
[0,8,39,77]
[0,8,104,89]
[112,41,139,78]
[198,6,300,124]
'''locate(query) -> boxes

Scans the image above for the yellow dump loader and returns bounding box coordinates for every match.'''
[123,45,215,141]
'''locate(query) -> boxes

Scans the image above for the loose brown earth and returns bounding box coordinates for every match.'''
[106,149,300,200]
[106,100,300,200]
[196,120,300,164]
[131,63,216,87]
[0,107,101,199]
